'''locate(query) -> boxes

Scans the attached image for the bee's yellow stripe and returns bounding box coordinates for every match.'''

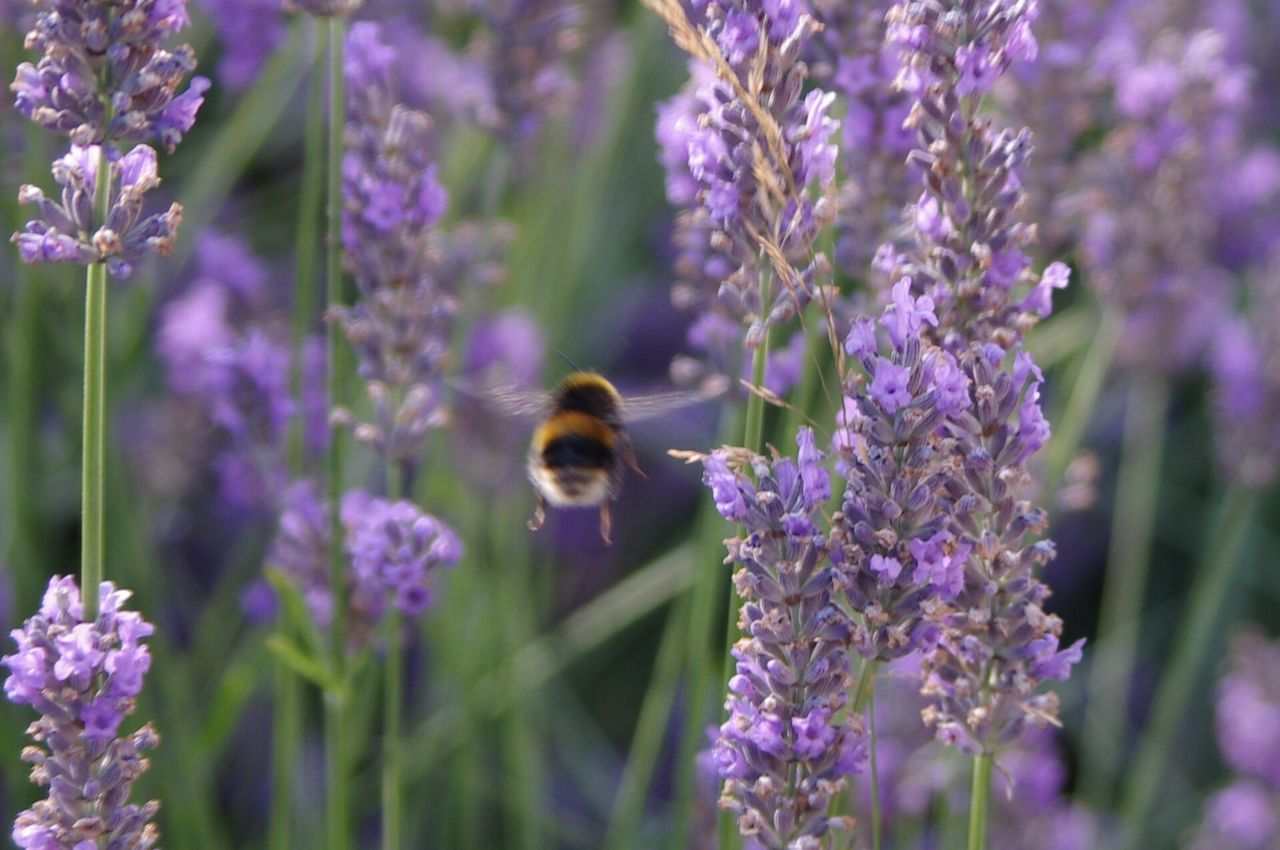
[557,371,623,402]
[534,411,616,453]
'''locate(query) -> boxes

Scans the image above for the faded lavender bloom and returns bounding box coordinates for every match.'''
[196,0,286,90]
[876,0,1082,758]
[14,144,182,277]
[268,481,460,646]
[333,21,507,468]
[2,576,160,849]
[455,308,547,491]
[1211,255,1280,488]
[156,231,325,508]
[11,0,206,150]
[807,0,917,275]
[1187,631,1280,850]
[284,0,359,18]
[842,655,1100,849]
[703,432,868,850]
[1070,23,1274,372]
[655,0,839,391]
[470,0,581,144]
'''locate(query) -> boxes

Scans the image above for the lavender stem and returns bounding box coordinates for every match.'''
[967,752,992,850]
[1118,485,1260,850]
[81,145,112,621]
[1081,375,1169,810]
[325,15,350,850]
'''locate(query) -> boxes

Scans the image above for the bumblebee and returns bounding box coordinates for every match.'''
[470,370,707,544]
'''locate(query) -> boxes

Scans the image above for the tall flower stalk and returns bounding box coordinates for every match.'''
[7,0,204,837]
[877,1,1082,847]
[285,0,361,845]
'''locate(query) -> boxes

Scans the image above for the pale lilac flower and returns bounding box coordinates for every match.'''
[2,577,159,849]
[14,144,183,278]
[1188,631,1280,850]
[11,0,205,150]
[704,434,868,850]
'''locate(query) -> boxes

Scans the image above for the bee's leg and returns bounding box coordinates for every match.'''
[527,494,548,533]
[623,442,647,479]
[598,502,614,545]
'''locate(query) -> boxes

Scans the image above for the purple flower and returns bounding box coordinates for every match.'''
[14,143,184,278]
[11,0,204,149]
[347,499,462,617]
[869,358,912,413]
[706,434,868,849]
[657,1,839,392]
[2,577,159,848]
[197,0,285,89]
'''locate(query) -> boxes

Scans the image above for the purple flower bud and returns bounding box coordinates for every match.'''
[3,577,159,847]
[869,357,913,413]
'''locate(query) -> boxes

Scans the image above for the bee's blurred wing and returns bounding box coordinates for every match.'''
[447,373,551,419]
[621,390,715,422]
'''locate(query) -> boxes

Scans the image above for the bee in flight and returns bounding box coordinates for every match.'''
[469,370,710,544]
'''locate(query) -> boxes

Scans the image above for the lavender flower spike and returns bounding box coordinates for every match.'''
[651,0,839,388]
[14,144,182,278]
[876,0,1081,758]
[704,432,868,850]
[332,22,507,468]
[3,576,160,849]
[11,0,206,150]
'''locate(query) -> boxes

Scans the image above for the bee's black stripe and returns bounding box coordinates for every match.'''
[542,434,612,469]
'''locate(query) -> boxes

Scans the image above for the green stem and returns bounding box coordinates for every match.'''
[1080,375,1169,810]
[269,657,300,850]
[81,146,112,619]
[325,689,350,850]
[967,754,992,850]
[601,592,691,850]
[288,27,326,472]
[670,408,742,847]
[742,264,774,455]
[382,608,404,850]
[1117,485,1259,850]
[719,262,774,850]
[1043,306,1122,494]
[869,687,881,850]
[271,33,325,850]
[326,13,348,657]
[324,16,349,850]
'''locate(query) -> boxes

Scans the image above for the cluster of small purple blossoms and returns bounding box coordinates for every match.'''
[1070,21,1274,372]
[806,0,917,275]
[331,21,507,469]
[470,0,582,145]
[883,0,1064,352]
[1211,255,1280,488]
[653,0,839,392]
[1188,631,1280,850]
[701,430,869,850]
[269,481,461,648]
[156,232,327,509]
[284,0,359,19]
[2,577,160,850]
[829,292,972,664]
[195,0,286,90]
[14,144,182,277]
[844,657,1099,848]
[11,0,206,149]
[10,0,206,277]
[879,0,1082,757]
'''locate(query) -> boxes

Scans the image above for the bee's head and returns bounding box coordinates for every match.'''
[553,372,623,423]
